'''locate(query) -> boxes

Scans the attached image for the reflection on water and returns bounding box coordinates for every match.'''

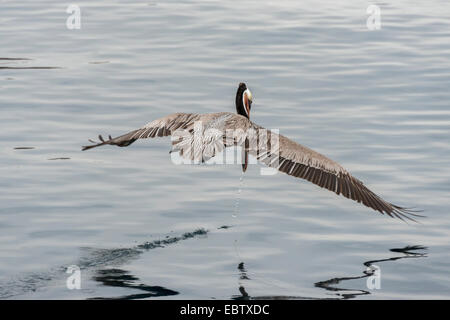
[90,269,178,300]
[82,229,208,299]
[233,245,427,300]
[0,222,426,300]
[315,245,427,300]
[0,57,60,69]
[0,229,207,299]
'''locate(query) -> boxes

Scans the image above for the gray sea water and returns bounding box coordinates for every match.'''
[0,0,449,299]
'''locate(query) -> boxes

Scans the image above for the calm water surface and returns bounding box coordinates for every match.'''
[0,0,449,299]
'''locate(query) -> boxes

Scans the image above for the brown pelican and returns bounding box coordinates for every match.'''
[83,83,421,221]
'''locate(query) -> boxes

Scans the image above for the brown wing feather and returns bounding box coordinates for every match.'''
[244,123,422,221]
[82,113,199,151]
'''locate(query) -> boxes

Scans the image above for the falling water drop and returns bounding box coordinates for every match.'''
[232,172,245,218]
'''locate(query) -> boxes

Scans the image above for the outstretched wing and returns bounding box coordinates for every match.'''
[82,112,421,221]
[82,113,200,151]
[243,122,422,221]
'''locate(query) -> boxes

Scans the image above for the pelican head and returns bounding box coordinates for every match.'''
[236,82,253,119]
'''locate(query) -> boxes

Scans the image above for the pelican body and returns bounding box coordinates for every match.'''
[83,83,421,221]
